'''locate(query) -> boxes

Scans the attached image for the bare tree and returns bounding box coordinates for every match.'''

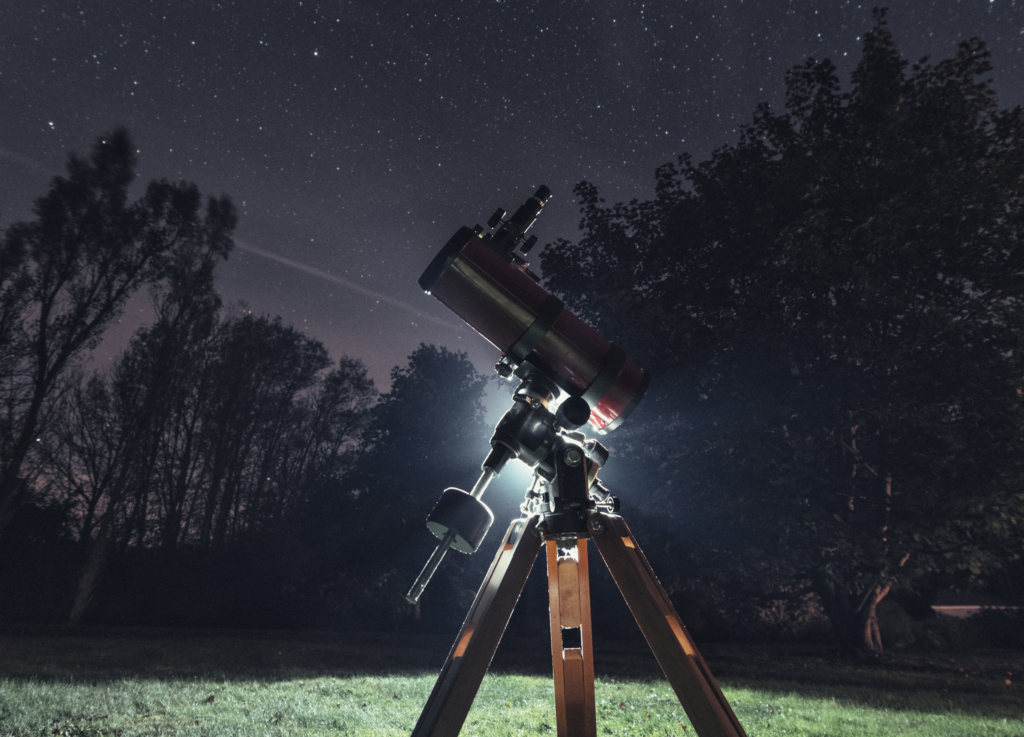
[0,130,235,539]
[64,180,236,625]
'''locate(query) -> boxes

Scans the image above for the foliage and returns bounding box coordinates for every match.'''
[541,13,1024,648]
[335,343,492,630]
[1,131,484,630]
[0,129,236,539]
[27,309,376,625]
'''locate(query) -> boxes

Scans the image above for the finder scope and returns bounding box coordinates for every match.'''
[419,186,649,433]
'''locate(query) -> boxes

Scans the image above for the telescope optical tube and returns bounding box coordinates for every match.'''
[419,209,649,433]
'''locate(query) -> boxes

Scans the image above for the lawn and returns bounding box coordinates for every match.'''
[0,629,1021,736]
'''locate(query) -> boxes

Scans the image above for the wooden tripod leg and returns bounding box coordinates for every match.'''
[412,516,543,737]
[546,537,596,737]
[590,514,747,737]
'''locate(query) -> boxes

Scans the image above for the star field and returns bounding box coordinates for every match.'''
[2,0,1022,388]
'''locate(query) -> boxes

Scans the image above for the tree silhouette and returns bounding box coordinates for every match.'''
[542,13,1024,649]
[0,129,236,540]
[48,310,376,624]
[335,344,491,630]
[64,188,235,624]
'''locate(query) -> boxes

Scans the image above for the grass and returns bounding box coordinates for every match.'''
[0,630,1021,736]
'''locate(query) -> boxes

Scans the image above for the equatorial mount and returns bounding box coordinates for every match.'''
[405,372,617,605]
[404,374,746,737]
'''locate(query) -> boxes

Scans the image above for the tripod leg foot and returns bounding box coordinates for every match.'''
[591,514,747,737]
[412,516,542,737]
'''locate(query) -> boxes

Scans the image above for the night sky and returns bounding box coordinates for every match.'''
[2,0,1023,392]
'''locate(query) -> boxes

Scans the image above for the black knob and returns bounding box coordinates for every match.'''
[556,396,591,430]
[487,207,506,229]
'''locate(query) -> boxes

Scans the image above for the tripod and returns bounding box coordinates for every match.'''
[405,376,747,737]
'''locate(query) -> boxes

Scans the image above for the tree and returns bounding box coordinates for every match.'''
[191,314,336,549]
[336,344,491,630]
[0,129,236,538]
[250,357,377,530]
[63,187,235,624]
[47,308,376,624]
[541,12,1024,649]
[37,375,122,548]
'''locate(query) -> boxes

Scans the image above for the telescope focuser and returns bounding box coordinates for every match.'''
[486,185,552,263]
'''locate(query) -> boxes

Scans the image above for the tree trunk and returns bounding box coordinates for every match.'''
[0,379,49,538]
[160,500,183,553]
[0,478,28,540]
[199,471,223,546]
[860,585,890,652]
[815,577,889,652]
[212,480,235,550]
[68,513,117,626]
[67,419,142,624]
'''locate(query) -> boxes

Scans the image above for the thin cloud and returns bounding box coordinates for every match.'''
[235,239,465,333]
[0,147,466,335]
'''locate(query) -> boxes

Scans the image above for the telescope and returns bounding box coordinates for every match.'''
[406,187,746,737]
[418,185,649,434]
